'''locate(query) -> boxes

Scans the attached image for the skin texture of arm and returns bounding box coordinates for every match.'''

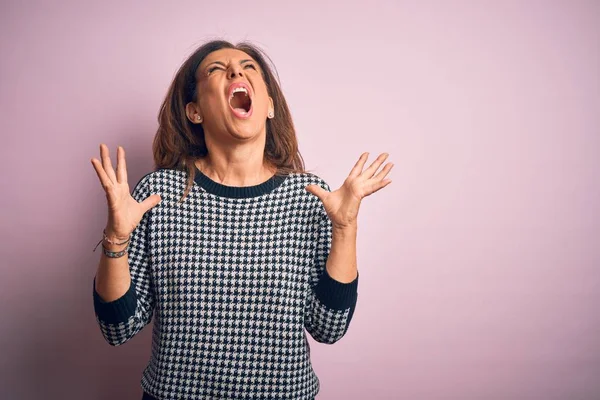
[306,152,393,283]
[326,224,358,283]
[94,232,132,302]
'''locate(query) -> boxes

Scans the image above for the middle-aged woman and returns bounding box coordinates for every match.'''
[91,40,393,400]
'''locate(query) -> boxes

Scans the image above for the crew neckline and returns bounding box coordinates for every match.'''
[193,166,287,199]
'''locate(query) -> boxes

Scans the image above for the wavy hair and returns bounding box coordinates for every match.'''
[153,40,306,201]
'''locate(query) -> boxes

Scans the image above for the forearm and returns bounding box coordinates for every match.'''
[326,223,358,283]
[92,226,154,346]
[94,230,132,302]
[307,222,358,343]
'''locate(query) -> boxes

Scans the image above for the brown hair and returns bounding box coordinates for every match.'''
[152,40,306,202]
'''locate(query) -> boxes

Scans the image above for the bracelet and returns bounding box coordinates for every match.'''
[101,243,128,258]
[102,229,131,245]
[92,230,131,252]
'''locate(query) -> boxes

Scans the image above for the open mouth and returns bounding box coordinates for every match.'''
[229,86,253,117]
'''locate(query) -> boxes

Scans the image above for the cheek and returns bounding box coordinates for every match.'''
[199,96,224,116]
[254,87,270,111]
[198,82,224,109]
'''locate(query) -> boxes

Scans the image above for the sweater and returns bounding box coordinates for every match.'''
[92,167,359,400]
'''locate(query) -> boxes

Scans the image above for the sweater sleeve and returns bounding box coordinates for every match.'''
[304,182,359,344]
[92,173,155,346]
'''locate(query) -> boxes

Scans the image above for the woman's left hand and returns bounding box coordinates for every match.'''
[306,152,394,230]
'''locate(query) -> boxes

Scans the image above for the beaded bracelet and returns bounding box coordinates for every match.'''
[101,243,128,258]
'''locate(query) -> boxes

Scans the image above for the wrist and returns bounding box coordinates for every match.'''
[93,227,131,254]
[332,222,357,235]
[102,240,129,251]
[104,227,130,241]
[102,228,131,250]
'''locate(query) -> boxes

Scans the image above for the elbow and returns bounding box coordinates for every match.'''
[317,332,345,344]
[97,322,137,347]
[316,337,340,345]
[308,328,347,344]
[95,312,149,347]
[101,332,131,347]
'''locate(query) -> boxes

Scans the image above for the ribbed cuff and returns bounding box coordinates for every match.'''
[93,277,138,324]
[314,269,359,310]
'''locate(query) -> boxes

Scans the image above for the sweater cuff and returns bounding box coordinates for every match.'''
[93,277,137,324]
[314,269,359,310]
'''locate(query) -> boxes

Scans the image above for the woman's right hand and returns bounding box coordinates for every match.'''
[91,144,161,239]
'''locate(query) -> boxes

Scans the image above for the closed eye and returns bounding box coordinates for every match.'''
[244,64,257,70]
[207,66,224,74]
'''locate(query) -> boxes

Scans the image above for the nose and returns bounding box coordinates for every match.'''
[228,64,243,79]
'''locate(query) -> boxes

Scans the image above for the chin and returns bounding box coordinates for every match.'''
[227,122,265,140]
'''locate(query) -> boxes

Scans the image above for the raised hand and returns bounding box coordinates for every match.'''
[305,152,393,230]
[91,144,161,239]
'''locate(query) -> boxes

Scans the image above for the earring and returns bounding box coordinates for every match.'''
[268,111,274,119]
[197,115,203,123]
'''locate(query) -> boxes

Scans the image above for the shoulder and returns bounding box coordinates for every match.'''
[282,172,331,219]
[284,171,331,192]
[131,168,188,199]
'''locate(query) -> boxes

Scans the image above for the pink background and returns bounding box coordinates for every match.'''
[1,1,599,399]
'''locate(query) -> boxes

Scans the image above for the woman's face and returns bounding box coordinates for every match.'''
[189,48,273,143]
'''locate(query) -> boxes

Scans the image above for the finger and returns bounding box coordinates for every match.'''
[348,152,369,178]
[100,144,118,183]
[116,146,128,184]
[362,153,389,178]
[91,158,113,190]
[140,194,161,213]
[369,178,392,194]
[373,162,394,181]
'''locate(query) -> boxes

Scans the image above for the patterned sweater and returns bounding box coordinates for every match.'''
[92,167,359,400]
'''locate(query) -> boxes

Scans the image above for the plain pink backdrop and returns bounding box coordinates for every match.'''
[1,1,599,399]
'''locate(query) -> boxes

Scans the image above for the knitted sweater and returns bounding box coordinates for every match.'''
[92,167,359,400]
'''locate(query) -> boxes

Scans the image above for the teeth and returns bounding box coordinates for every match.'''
[230,87,248,99]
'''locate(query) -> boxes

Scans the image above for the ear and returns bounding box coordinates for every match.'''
[185,102,203,124]
[267,96,275,119]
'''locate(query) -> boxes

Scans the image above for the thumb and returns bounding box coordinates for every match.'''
[140,194,161,213]
[305,185,328,202]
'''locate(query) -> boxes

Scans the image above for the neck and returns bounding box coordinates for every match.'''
[194,145,275,187]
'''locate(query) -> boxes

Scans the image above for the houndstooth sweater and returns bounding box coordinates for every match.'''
[92,167,359,400]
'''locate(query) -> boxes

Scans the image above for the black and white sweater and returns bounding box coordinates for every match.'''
[93,167,359,400]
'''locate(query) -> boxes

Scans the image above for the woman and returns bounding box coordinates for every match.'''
[91,40,393,400]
